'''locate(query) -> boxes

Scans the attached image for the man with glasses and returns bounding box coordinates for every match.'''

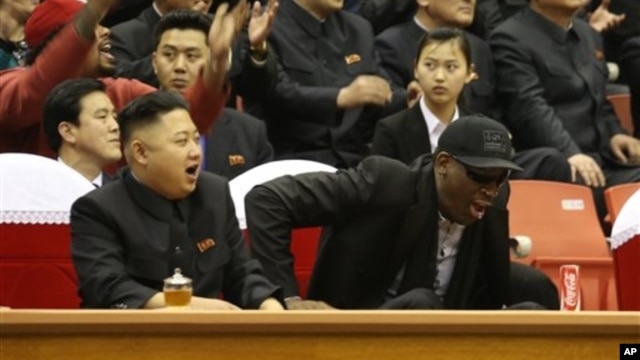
[245,114,558,310]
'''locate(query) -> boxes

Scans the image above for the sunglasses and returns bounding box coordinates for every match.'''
[451,155,511,186]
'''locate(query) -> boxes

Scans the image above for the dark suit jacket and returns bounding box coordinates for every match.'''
[245,155,511,309]
[357,0,416,35]
[489,8,626,160]
[110,7,160,86]
[371,105,472,164]
[375,20,497,117]
[71,169,280,309]
[205,108,273,180]
[258,0,405,167]
[110,7,159,61]
[102,0,153,28]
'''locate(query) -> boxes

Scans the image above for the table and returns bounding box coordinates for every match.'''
[1,310,638,360]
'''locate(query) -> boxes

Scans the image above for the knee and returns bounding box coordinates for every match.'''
[535,148,571,182]
[402,288,444,310]
[537,147,567,165]
[510,263,560,310]
[507,301,547,310]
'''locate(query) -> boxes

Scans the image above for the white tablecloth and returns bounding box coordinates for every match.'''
[0,153,95,224]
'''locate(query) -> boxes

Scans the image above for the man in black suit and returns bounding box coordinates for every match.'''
[109,0,188,85]
[489,0,640,220]
[108,0,214,68]
[254,0,406,168]
[43,79,121,187]
[71,91,283,310]
[246,115,557,310]
[111,0,278,98]
[151,10,274,179]
[374,0,497,117]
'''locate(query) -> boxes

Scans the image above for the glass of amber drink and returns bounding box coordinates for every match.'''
[163,268,192,309]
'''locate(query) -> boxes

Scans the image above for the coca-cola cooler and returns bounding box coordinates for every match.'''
[610,189,640,311]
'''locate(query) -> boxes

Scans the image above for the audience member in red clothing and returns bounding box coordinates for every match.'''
[0,0,237,157]
[43,78,121,186]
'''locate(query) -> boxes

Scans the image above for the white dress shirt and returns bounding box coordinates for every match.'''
[418,97,460,153]
[58,157,103,187]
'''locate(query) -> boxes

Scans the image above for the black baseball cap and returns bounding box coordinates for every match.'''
[437,115,523,171]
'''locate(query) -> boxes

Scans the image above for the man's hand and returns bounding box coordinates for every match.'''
[337,75,392,109]
[568,153,606,187]
[259,297,285,311]
[610,134,640,164]
[203,2,239,90]
[285,298,336,310]
[588,0,625,33]
[248,0,279,50]
[190,297,241,310]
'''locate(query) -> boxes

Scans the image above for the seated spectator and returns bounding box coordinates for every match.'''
[375,0,497,117]
[489,0,640,221]
[109,0,203,70]
[372,28,571,182]
[111,0,277,96]
[151,9,273,179]
[0,0,233,157]
[246,115,558,310]
[43,79,120,186]
[254,0,406,168]
[0,0,35,70]
[71,91,284,310]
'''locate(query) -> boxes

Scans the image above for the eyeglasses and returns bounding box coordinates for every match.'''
[451,155,511,186]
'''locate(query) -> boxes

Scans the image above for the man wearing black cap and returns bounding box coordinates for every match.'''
[245,115,557,310]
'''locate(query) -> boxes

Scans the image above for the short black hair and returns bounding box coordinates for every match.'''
[118,90,190,144]
[153,9,212,50]
[414,27,472,68]
[43,78,106,152]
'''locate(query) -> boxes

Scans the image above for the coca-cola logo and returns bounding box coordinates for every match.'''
[564,273,578,307]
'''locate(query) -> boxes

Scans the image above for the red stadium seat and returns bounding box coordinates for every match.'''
[508,180,617,310]
[608,93,634,135]
[604,183,640,225]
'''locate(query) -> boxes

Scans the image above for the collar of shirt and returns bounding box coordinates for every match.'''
[152,2,163,17]
[419,97,459,153]
[413,16,430,32]
[57,157,103,187]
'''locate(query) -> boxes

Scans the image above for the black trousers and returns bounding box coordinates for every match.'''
[510,147,572,183]
[379,263,556,310]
